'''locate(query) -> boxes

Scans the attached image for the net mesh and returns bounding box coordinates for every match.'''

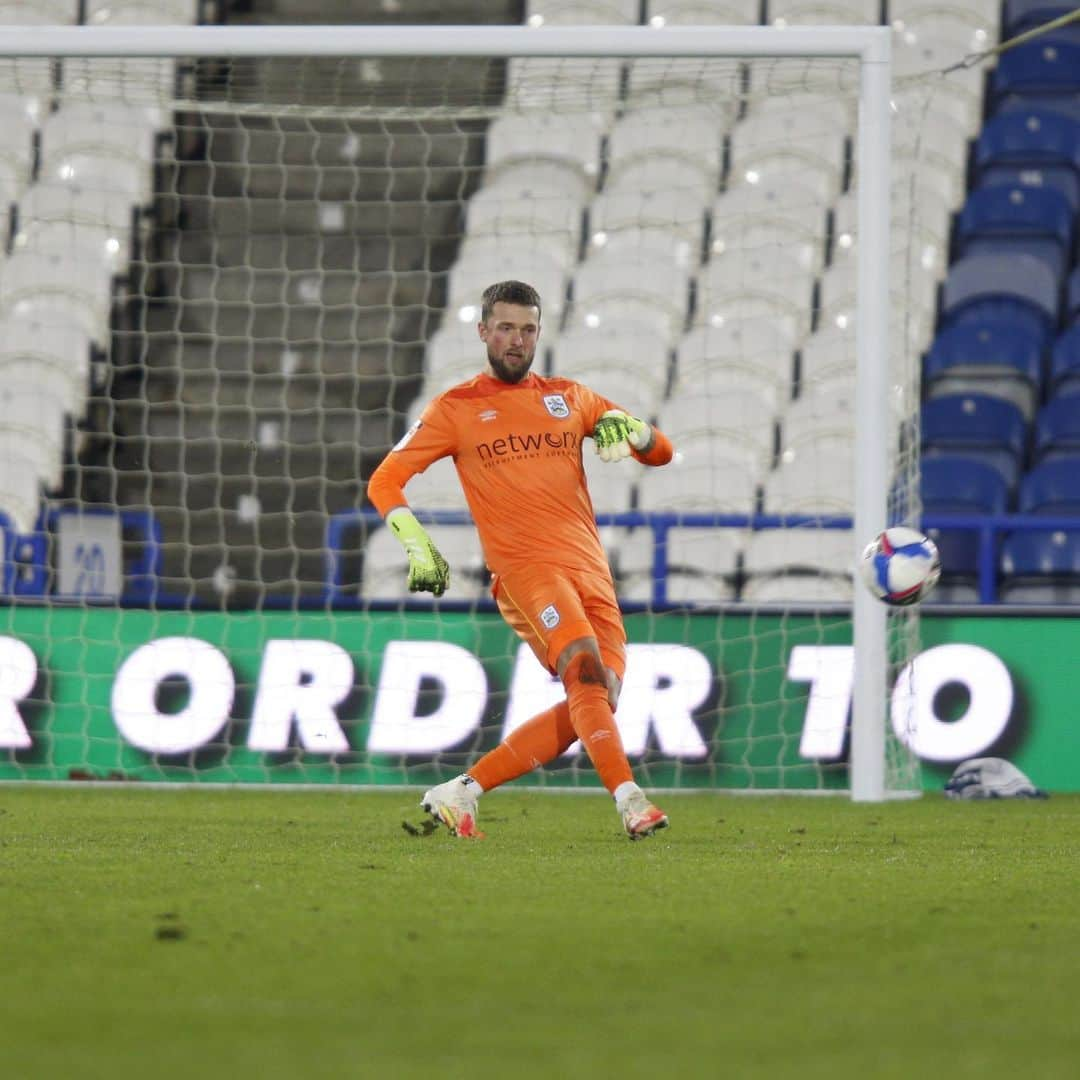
[0,37,943,792]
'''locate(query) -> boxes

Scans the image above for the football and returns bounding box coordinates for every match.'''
[859,527,941,606]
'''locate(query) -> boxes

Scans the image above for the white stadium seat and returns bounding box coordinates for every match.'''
[465,177,584,267]
[0,377,66,489]
[85,0,200,22]
[696,246,816,341]
[15,182,138,274]
[768,0,881,24]
[0,450,43,534]
[660,388,776,462]
[550,323,672,407]
[674,320,798,408]
[605,105,728,204]
[0,249,114,346]
[399,456,471,514]
[638,441,762,515]
[362,523,489,602]
[646,0,761,26]
[763,436,855,514]
[484,111,608,201]
[445,238,570,326]
[40,103,163,203]
[583,445,638,514]
[587,186,707,269]
[0,317,91,419]
[524,0,640,23]
[742,526,855,604]
[570,249,692,340]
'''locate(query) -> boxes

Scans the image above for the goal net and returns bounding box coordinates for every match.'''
[0,25,932,797]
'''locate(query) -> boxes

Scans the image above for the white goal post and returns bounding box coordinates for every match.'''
[0,23,897,801]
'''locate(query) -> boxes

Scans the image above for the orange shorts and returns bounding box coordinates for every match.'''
[492,564,627,680]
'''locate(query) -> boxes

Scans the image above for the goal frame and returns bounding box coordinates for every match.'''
[0,23,893,801]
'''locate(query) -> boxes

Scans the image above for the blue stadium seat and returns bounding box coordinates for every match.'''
[923,319,1045,417]
[974,108,1080,197]
[922,456,1011,602]
[955,185,1074,279]
[999,528,1080,603]
[977,166,1080,214]
[921,394,1028,487]
[1068,266,1080,323]
[1019,455,1080,513]
[1004,0,1080,40]
[1033,393,1080,461]
[922,455,1012,513]
[990,36,1080,115]
[940,253,1061,344]
[1049,323,1080,394]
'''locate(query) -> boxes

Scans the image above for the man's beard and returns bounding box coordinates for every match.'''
[487,347,534,384]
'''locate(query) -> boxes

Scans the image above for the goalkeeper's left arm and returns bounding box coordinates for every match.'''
[592,410,673,466]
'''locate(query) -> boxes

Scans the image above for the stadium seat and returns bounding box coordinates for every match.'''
[0,451,42,535]
[741,526,854,604]
[587,186,707,269]
[605,105,727,205]
[645,0,761,27]
[999,528,1080,603]
[524,0,640,23]
[569,249,692,339]
[84,0,200,22]
[1068,266,1080,324]
[674,319,797,409]
[637,444,761,515]
[939,253,1060,345]
[0,249,114,346]
[582,447,637,514]
[484,112,607,202]
[923,320,1045,419]
[661,388,777,463]
[973,108,1080,198]
[922,455,1012,514]
[696,246,816,342]
[891,26,986,135]
[397,456,470,513]
[361,523,488,602]
[767,0,879,25]
[763,436,854,515]
[550,323,672,407]
[1002,0,1080,39]
[921,394,1028,487]
[40,103,162,203]
[0,317,91,422]
[890,0,1000,40]
[1033,392,1080,462]
[615,526,741,605]
[727,97,847,205]
[710,180,827,274]
[504,57,623,115]
[0,95,38,215]
[954,184,1074,280]
[976,164,1080,214]
[15,182,138,275]
[1018,455,1080,513]
[989,35,1080,115]
[0,0,76,23]
[424,320,483,378]
[465,177,584,267]
[1049,323,1080,395]
[445,238,569,325]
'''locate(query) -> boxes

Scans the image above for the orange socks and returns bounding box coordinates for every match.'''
[467,653,634,796]
[467,701,576,791]
[561,652,633,795]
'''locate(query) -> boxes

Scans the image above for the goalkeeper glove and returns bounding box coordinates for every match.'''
[386,508,450,596]
[592,410,652,462]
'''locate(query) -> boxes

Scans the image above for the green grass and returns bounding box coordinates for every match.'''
[1,787,1078,1079]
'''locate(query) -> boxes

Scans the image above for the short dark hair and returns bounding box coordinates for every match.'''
[480,280,542,323]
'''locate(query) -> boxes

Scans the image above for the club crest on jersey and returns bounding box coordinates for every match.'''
[539,604,560,629]
[543,394,570,419]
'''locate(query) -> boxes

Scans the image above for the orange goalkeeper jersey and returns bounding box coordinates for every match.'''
[367,372,673,579]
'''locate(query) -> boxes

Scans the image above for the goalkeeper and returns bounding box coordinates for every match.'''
[367,280,674,840]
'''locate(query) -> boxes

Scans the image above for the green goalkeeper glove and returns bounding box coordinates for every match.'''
[592,410,652,462]
[386,508,450,597]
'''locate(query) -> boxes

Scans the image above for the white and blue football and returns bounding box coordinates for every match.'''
[859,527,941,606]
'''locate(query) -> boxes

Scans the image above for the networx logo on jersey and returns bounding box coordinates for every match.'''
[475,428,580,464]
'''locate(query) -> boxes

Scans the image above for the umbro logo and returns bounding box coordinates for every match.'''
[479,409,498,422]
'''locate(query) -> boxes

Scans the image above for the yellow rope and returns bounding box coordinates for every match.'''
[943,6,1080,73]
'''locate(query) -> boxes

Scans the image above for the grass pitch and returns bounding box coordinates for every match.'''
[2,787,1078,1079]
